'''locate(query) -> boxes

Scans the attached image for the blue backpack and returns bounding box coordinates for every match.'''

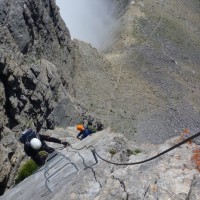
[19,129,39,146]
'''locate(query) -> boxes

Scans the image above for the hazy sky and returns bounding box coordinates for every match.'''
[56,0,116,50]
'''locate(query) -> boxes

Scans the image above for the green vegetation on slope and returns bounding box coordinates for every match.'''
[15,160,38,184]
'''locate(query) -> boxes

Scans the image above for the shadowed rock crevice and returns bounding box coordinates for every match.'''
[0,177,7,196]
[113,176,129,200]
[70,150,103,189]
[0,63,19,128]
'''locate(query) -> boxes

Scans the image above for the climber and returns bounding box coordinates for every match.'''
[19,128,70,166]
[76,124,93,140]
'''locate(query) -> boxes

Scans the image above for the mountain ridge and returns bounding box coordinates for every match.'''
[0,0,200,197]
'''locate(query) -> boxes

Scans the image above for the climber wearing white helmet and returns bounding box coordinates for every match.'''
[30,138,42,150]
[19,128,70,166]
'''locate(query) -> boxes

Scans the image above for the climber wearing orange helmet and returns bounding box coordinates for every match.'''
[76,125,85,132]
[76,124,92,140]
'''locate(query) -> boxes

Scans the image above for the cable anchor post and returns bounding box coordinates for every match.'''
[91,149,98,164]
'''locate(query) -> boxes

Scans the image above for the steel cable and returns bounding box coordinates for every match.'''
[69,132,200,166]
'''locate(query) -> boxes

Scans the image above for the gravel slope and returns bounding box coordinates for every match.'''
[72,0,200,144]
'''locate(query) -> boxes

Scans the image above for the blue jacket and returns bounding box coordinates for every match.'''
[77,128,92,140]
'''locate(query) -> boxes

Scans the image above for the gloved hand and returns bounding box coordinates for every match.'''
[62,141,70,146]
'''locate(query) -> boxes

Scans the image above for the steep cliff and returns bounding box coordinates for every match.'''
[0,0,80,194]
[0,0,200,197]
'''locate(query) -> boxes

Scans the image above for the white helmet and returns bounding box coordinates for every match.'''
[30,138,42,150]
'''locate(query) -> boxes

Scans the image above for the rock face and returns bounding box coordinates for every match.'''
[0,0,80,194]
[0,0,78,127]
[1,127,200,199]
[0,0,74,85]
[0,0,200,197]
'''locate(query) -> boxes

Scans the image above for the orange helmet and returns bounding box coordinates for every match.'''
[76,124,84,131]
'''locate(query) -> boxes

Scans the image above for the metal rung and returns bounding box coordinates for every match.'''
[44,151,78,192]
[46,162,75,181]
[91,149,98,164]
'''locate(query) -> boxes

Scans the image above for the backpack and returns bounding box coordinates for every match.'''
[19,129,40,146]
[86,125,96,134]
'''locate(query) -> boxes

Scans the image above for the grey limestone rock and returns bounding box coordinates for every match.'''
[1,128,200,200]
[0,0,80,193]
[0,0,200,197]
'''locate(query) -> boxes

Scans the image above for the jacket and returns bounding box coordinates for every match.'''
[24,134,62,157]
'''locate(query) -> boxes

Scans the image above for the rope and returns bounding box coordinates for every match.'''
[70,131,200,166]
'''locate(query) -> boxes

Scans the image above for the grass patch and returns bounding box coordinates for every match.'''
[126,148,142,156]
[15,159,38,184]
[133,148,142,155]
[126,149,134,156]
[109,148,117,156]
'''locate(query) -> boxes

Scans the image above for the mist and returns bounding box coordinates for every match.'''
[56,0,117,50]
